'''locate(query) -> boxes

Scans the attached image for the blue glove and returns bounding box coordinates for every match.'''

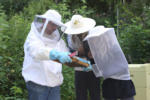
[76,57,92,72]
[50,49,72,64]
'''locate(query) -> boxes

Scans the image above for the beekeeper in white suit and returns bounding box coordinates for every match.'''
[22,9,72,100]
[84,26,136,100]
[64,15,101,100]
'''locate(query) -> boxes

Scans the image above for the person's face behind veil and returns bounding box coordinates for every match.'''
[73,32,88,57]
[44,21,59,35]
[77,32,88,41]
[34,17,61,42]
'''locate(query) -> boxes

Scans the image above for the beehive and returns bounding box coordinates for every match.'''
[129,64,150,100]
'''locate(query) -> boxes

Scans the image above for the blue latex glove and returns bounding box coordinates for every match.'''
[76,57,92,72]
[50,49,72,64]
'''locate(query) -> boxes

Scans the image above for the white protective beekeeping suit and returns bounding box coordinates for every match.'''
[84,26,130,80]
[22,10,68,87]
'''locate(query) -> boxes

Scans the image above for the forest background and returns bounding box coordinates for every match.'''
[0,0,150,99]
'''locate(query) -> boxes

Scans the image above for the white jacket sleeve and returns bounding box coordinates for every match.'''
[24,32,69,61]
[24,34,52,61]
[58,39,69,52]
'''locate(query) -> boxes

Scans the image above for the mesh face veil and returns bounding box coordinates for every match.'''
[33,16,65,42]
[33,10,66,42]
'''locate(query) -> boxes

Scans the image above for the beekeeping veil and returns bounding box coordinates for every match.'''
[84,26,129,78]
[33,9,66,43]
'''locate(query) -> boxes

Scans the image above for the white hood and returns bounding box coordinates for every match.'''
[22,22,69,87]
[32,22,60,43]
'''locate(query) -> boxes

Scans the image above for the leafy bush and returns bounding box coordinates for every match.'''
[0,0,33,16]
[1,0,150,99]
[118,6,150,63]
[0,12,30,99]
[61,66,75,100]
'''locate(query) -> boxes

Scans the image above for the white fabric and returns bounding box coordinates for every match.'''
[86,26,130,80]
[22,23,68,87]
[84,26,106,41]
[109,71,130,80]
[34,9,66,44]
[33,17,61,43]
[36,10,65,27]
[63,15,96,34]
[92,64,103,77]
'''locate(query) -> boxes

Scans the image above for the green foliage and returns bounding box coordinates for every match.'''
[0,0,150,99]
[0,11,29,100]
[118,6,150,63]
[61,66,75,100]
[0,7,9,50]
[0,0,32,16]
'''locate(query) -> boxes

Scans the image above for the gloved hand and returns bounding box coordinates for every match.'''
[76,57,92,72]
[50,49,72,64]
